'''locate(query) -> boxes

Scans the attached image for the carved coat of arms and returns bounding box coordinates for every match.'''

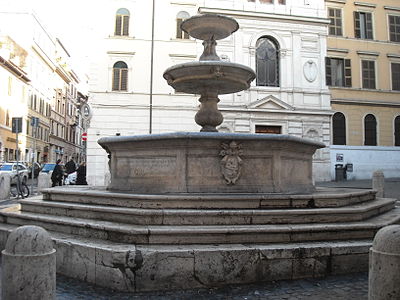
[219,141,243,185]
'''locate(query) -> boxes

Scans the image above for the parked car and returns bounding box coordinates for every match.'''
[40,163,57,174]
[27,162,42,178]
[0,162,29,184]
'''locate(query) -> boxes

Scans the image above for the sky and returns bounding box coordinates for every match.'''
[3,0,95,74]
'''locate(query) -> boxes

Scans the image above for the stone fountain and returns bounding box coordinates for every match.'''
[0,14,399,293]
[98,14,323,194]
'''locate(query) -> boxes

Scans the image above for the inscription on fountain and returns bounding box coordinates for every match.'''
[130,158,176,177]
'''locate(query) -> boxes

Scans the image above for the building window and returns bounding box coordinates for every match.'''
[332,112,346,145]
[328,8,342,36]
[255,125,281,134]
[391,63,400,91]
[176,11,190,39]
[112,61,128,91]
[362,60,376,89]
[115,8,130,36]
[364,114,377,146]
[395,116,400,146]
[256,36,279,87]
[389,15,400,43]
[325,58,352,87]
[354,11,373,40]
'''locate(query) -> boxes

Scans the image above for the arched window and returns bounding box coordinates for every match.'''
[332,112,346,145]
[395,115,400,146]
[256,36,279,87]
[176,11,190,39]
[115,8,130,36]
[112,61,128,91]
[364,114,377,146]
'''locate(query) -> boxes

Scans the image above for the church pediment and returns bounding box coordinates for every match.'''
[247,96,295,111]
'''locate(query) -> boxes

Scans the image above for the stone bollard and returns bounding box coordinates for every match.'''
[1,225,56,300]
[0,173,11,200]
[369,225,400,300]
[372,170,385,198]
[38,172,52,191]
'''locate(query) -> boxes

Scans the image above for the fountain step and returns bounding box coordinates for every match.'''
[0,221,373,292]
[42,187,376,209]
[1,207,399,245]
[19,197,396,225]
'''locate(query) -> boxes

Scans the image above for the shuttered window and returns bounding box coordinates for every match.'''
[325,58,352,87]
[362,60,376,89]
[332,112,346,145]
[364,114,377,146]
[389,15,400,43]
[176,11,190,39]
[391,63,400,91]
[256,37,279,87]
[354,11,373,40]
[328,8,343,36]
[395,116,400,146]
[115,8,130,36]
[112,61,128,91]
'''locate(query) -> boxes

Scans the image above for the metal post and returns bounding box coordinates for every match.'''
[30,126,36,196]
[149,0,155,134]
[15,130,20,200]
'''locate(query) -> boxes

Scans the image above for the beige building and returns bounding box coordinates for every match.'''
[0,10,88,166]
[325,0,400,179]
[0,36,30,162]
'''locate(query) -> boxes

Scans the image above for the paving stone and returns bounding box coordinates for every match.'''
[49,272,368,299]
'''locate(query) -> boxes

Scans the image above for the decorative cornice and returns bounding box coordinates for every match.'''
[331,98,400,107]
[325,0,346,3]
[354,2,376,8]
[107,51,136,56]
[356,50,380,56]
[327,47,349,53]
[387,53,400,59]
[0,55,30,82]
[384,6,400,12]
[198,7,331,25]
[169,54,197,59]
[170,1,197,6]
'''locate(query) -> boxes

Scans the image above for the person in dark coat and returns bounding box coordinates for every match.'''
[51,159,63,187]
[76,162,88,185]
[65,157,76,175]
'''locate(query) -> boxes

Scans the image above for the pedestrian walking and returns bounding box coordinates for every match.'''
[65,157,76,175]
[76,162,88,185]
[51,159,63,187]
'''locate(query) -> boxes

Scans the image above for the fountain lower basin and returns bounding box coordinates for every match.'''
[98,132,324,194]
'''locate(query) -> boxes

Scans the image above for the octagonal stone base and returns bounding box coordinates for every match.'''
[98,132,324,194]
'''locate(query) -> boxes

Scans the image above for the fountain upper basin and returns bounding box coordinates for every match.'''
[181,14,239,41]
[163,61,256,95]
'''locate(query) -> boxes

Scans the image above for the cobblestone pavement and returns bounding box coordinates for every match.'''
[56,273,368,300]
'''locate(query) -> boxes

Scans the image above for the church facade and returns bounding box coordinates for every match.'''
[87,0,332,185]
